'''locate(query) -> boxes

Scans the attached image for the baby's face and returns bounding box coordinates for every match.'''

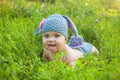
[42,32,66,53]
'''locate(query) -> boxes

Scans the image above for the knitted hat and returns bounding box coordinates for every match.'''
[35,14,78,38]
[34,14,84,48]
[42,14,68,39]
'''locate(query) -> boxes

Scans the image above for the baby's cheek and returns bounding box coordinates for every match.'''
[43,43,47,49]
[61,44,66,50]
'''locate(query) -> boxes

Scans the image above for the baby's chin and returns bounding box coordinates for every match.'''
[50,50,58,54]
[46,48,58,53]
[45,45,65,53]
[47,48,64,54]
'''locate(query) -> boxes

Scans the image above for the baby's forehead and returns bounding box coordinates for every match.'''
[43,31,64,35]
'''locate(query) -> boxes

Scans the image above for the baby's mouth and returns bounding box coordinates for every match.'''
[48,44,56,50]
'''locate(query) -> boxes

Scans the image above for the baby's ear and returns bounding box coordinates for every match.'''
[64,39,67,44]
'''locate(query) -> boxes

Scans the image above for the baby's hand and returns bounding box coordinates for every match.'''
[62,44,84,67]
[62,46,77,64]
[68,61,75,68]
[43,48,54,61]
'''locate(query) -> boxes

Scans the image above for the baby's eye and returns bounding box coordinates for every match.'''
[55,35,60,38]
[43,35,49,38]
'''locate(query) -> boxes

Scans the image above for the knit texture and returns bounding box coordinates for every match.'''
[42,14,68,39]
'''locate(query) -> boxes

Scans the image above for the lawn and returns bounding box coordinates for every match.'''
[0,0,120,80]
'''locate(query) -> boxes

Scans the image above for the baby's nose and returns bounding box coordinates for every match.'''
[48,37,54,41]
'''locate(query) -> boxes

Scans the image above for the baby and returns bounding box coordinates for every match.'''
[34,14,99,67]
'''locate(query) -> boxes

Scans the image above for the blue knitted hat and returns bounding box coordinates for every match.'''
[34,14,79,39]
[34,14,84,48]
[42,14,68,39]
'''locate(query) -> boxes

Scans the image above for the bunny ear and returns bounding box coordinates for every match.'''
[34,26,41,35]
[62,15,84,48]
[34,18,46,35]
[62,15,78,38]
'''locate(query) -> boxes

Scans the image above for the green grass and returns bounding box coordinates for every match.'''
[0,0,120,80]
